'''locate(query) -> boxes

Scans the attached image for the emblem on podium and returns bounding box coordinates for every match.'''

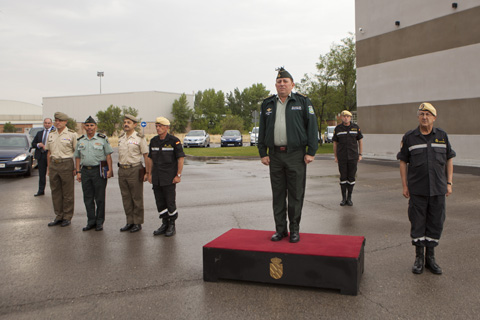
[270,257,283,279]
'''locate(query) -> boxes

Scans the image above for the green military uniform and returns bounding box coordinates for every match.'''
[74,130,113,229]
[45,112,77,226]
[258,91,319,235]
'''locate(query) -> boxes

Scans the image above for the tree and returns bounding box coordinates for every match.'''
[67,118,77,132]
[3,122,16,133]
[226,83,270,131]
[96,105,139,136]
[219,115,244,132]
[191,89,226,134]
[171,93,192,133]
[296,34,356,144]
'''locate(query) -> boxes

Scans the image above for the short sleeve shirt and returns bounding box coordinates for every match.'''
[46,128,77,159]
[74,133,114,166]
[118,131,148,165]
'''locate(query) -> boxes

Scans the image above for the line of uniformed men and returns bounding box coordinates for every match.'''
[45,112,184,237]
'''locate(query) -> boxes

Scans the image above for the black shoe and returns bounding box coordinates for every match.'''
[425,247,442,274]
[48,219,63,227]
[346,199,353,206]
[412,246,424,274]
[95,225,103,231]
[82,225,95,231]
[34,192,45,197]
[271,232,288,242]
[153,220,168,236]
[289,232,300,243]
[60,220,71,227]
[340,199,347,206]
[120,224,134,232]
[130,224,142,233]
[165,220,176,237]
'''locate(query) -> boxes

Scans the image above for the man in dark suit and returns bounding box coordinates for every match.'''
[31,118,54,196]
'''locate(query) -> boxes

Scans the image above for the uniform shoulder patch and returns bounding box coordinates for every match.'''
[77,135,85,141]
[97,133,106,139]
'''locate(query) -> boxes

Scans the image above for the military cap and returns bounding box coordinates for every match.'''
[276,67,293,81]
[155,117,170,125]
[341,110,352,117]
[124,114,139,123]
[84,115,96,124]
[418,102,437,117]
[54,112,69,121]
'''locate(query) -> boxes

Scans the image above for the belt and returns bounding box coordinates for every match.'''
[82,165,99,170]
[274,146,288,152]
[118,163,141,169]
[51,158,72,164]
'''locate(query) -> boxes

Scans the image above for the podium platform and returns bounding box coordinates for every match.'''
[203,229,365,295]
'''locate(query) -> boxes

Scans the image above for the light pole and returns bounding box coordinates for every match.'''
[97,71,104,94]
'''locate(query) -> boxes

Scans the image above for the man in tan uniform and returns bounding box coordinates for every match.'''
[118,114,149,233]
[46,112,77,227]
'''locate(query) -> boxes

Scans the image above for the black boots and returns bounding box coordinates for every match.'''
[340,184,354,206]
[412,246,424,274]
[346,184,353,206]
[340,184,347,206]
[153,218,168,236]
[425,247,443,274]
[165,219,176,237]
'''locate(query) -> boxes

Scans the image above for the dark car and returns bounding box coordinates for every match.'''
[28,127,44,140]
[221,130,243,147]
[0,133,36,176]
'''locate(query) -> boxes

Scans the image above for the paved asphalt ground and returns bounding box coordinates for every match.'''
[1,149,479,319]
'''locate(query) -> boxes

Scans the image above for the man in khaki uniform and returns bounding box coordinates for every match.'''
[46,112,77,227]
[118,114,149,233]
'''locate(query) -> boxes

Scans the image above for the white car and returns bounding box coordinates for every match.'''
[324,126,335,143]
[249,127,259,146]
[183,130,210,148]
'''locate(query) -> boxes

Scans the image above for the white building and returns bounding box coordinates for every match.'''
[42,91,195,134]
[0,100,43,133]
[355,0,480,166]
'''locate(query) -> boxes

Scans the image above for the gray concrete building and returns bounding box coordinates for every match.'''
[355,0,480,166]
[0,100,43,133]
[42,91,194,134]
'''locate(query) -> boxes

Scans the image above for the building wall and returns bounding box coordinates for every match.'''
[355,0,480,166]
[42,91,195,135]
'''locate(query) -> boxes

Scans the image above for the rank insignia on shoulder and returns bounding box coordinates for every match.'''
[50,127,56,132]
[97,133,106,139]
[119,133,125,138]
[137,132,144,138]
[296,92,307,97]
[68,129,76,133]
[77,135,85,141]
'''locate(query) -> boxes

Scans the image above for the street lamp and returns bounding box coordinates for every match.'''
[97,71,104,94]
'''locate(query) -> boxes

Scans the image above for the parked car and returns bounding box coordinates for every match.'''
[183,130,210,148]
[249,127,259,146]
[221,130,243,147]
[0,133,36,176]
[28,127,44,140]
[324,126,336,143]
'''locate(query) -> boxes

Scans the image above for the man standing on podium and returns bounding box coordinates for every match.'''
[258,67,318,243]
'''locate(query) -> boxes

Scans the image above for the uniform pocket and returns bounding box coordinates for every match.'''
[433,147,447,165]
[410,148,425,167]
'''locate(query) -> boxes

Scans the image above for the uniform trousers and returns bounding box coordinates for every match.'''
[408,194,446,247]
[118,166,144,224]
[49,159,75,221]
[81,166,107,227]
[269,149,306,234]
[338,160,357,184]
[153,184,177,218]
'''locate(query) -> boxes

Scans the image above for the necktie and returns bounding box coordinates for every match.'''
[42,130,47,145]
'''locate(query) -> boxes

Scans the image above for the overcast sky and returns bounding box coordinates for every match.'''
[0,0,355,106]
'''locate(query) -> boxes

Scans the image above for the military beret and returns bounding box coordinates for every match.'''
[124,114,139,123]
[155,117,170,125]
[418,102,437,117]
[341,110,352,117]
[54,112,69,121]
[84,115,96,124]
[276,67,293,81]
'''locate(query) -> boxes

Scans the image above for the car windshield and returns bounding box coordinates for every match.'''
[223,130,240,136]
[29,127,43,138]
[187,130,204,137]
[0,136,27,148]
